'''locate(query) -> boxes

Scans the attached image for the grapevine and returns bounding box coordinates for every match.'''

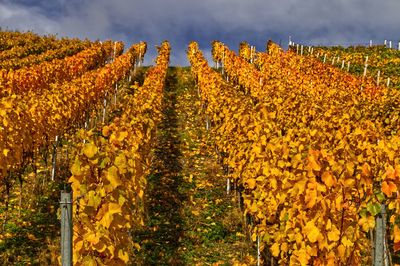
[68,41,170,265]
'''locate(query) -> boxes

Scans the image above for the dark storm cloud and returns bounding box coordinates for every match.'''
[1,0,400,65]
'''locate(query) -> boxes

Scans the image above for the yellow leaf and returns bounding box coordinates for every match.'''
[86,232,100,245]
[3,149,9,157]
[338,244,346,257]
[71,158,82,176]
[326,219,332,230]
[326,251,336,266]
[327,225,340,242]
[341,236,353,247]
[307,153,321,171]
[108,245,115,256]
[235,232,245,238]
[346,162,354,174]
[271,242,280,257]
[303,220,320,243]
[291,153,302,168]
[270,178,277,189]
[69,175,82,195]
[133,242,141,250]
[305,181,317,208]
[102,125,111,137]
[75,240,84,252]
[358,215,375,232]
[253,145,262,154]
[295,248,310,266]
[277,160,286,168]
[82,255,98,266]
[310,129,317,137]
[114,153,127,171]
[138,189,144,199]
[246,178,256,189]
[118,249,129,263]
[108,202,122,214]
[99,213,113,229]
[106,166,122,188]
[117,131,128,142]
[83,143,98,158]
[27,233,37,240]
[250,202,258,213]
[281,242,288,253]
[87,191,102,209]
[93,241,107,253]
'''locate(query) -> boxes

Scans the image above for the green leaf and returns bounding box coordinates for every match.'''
[359,207,368,218]
[100,157,110,169]
[376,192,386,203]
[367,202,381,216]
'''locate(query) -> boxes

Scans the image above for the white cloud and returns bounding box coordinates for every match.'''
[1,0,400,65]
[0,3,60,34]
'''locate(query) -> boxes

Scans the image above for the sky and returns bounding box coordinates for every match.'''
[1,0,400,66]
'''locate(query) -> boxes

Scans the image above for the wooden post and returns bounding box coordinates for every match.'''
[114,82,118,105]
[377,70,381,86]
[61,191,73,266]
[102,93,107,123]
[138,50,142,67]
[250,46,253,63]
[363,56,369,77]
[51,135,59,181]
[341,60,345,69]
[113,41,117,62]
[257,235,261,266]
[374,204,389,266]
[347,62,350,72]
[387,77,390,87]
[300,45,303,55]
[84,111,89,130]
[206,117,211,131]
[221,50,225,75]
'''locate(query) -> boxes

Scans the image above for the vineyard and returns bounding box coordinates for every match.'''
[1,30,400,266]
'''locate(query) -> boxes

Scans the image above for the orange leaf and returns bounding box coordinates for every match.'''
[321,171,336,188]
[382,181,397,197]
[394,225,400,244]
[246,178,256,189]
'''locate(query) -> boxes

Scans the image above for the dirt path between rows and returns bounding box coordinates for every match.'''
[132,67,256,265]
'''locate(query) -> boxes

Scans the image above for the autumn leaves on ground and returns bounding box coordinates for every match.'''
[0,67,256,265]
